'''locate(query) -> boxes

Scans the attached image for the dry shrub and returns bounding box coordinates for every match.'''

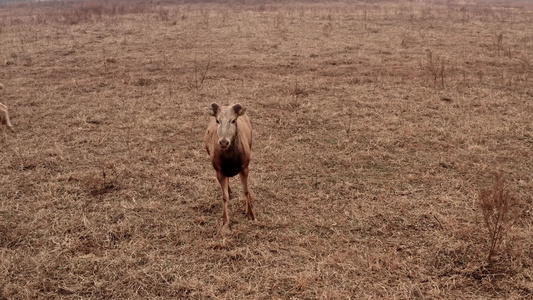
[187,57,211,91]
[60,2,119,24]
[51,0,157,25]
[424,49,447,87]
[496,32,504,56]
[478,172,521,265]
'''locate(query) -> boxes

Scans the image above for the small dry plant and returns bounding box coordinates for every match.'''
[495,32,512,58]
[85,165,122,196]
[478,172,520,265]
[188,57,211,90]
[424,49,446,87]
[496,32,504,56]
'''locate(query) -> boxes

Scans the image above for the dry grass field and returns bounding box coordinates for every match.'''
[1,0,532,298]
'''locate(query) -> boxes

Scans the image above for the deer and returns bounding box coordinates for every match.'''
[0,83,14,132]
[205,103,255,233]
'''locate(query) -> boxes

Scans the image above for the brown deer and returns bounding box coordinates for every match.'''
[0,83,13,132]
[205,103,255,233]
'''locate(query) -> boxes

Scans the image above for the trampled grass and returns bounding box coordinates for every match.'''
[0,0,532,298]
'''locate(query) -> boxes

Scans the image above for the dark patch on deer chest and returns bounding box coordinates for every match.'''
[218,149,243,178]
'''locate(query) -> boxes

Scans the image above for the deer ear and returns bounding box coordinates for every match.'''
[209,103,220,116]
[232,103,246,116]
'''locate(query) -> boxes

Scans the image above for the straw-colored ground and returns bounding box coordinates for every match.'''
[1,0,532,298]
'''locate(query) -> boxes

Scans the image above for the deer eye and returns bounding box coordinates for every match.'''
[231,119,236,124]
[216,119,220,124]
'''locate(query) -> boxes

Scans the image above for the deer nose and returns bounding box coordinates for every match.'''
[219,139,230,149]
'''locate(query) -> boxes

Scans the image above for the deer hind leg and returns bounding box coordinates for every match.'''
[5,114,13,131]
[2,114,13,132]
[239,167,255,221]
[216,172,231,230]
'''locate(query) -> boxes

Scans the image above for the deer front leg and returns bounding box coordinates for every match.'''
[216,172,231,231]
[239,167,255,221]
[227,177,232,199]
[1,110,13,131]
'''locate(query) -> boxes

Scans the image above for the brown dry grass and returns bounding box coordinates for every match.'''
[1,0,532,298]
